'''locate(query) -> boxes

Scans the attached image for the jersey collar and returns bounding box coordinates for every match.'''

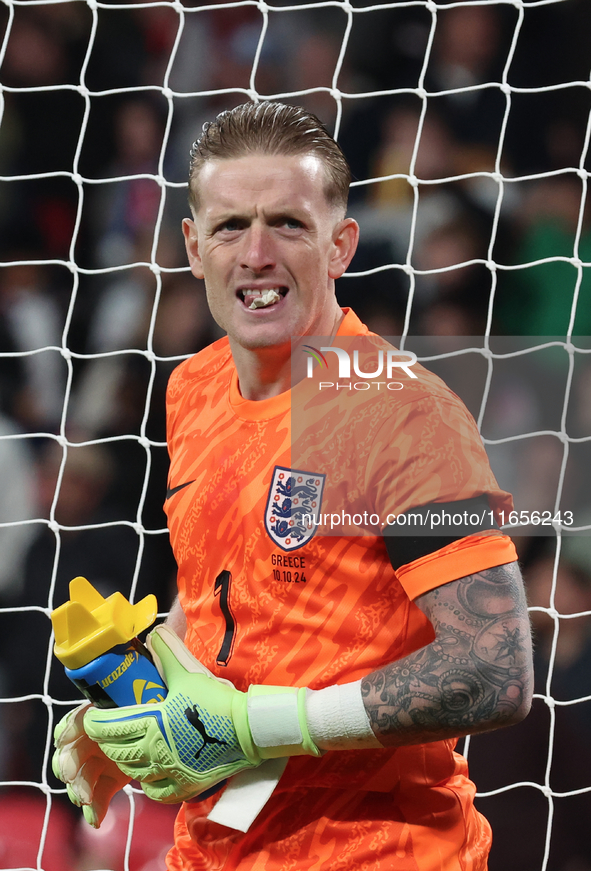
[228,308,367,420]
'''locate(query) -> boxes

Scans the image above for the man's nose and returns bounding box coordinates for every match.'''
[241,225,276,273]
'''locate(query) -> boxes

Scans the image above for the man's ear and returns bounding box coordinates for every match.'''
[328,217,360,280]
[182,218,204,280]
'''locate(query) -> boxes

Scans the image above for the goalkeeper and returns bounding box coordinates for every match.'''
[53,102,533,870]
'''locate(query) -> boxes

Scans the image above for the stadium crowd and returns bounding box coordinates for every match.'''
[0,1,590,869]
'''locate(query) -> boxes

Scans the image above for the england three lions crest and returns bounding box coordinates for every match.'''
[265,466,325,551]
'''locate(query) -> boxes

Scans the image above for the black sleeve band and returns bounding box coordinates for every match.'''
[383,494,498,570]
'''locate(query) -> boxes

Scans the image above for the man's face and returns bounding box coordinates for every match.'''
[182,152,358,351]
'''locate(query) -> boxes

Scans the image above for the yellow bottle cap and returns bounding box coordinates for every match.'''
[51,576,158,670]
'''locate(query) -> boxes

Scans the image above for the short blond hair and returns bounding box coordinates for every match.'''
[188,102,351,214]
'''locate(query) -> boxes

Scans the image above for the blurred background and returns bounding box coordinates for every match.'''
[0,0,590,868]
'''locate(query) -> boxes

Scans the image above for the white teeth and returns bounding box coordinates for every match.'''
[248,289,281,309]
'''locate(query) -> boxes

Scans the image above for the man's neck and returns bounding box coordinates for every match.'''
[230,340,293,401]
[231,308,345,401]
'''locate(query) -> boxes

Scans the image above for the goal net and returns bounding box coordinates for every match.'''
[0,0,590,869]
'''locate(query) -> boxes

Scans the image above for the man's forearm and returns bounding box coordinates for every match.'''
[361,562,533,747]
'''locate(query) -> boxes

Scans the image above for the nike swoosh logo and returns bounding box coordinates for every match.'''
[165,480,195,500]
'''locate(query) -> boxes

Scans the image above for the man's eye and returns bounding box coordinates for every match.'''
[218,221,242,233]
[282,218,302,230]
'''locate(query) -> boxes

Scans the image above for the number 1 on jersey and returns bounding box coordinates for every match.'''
[214,570,236,666]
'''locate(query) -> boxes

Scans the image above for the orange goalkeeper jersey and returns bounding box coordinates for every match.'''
[163,308,515,871]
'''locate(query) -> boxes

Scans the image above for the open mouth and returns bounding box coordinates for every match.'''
[238,288,288,310]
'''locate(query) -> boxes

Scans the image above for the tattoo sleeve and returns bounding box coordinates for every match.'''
[362,561,534,747]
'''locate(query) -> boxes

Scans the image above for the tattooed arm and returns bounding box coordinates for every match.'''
[362,561,533,747]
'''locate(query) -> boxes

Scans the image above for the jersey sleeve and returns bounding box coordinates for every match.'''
[165,357,194,453]
[365,391,513,524]
[395,531,518,600]
[363,389,515,599]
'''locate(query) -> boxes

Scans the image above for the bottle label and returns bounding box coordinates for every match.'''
[65,638,167,708]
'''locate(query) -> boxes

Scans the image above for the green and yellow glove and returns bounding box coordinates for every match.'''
[82,625,322,804]
[52,701,132,827]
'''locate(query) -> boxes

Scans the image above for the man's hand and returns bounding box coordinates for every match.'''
[83,625,321,804]
[52,702,132,828]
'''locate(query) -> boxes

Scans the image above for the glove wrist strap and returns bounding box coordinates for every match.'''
[246,686,321,759]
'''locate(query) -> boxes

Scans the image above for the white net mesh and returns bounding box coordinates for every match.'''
[0,0,590,869]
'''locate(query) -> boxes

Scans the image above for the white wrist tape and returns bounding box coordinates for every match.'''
[305,680,383,751]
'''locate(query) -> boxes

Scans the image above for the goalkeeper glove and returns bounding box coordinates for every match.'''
[83,624,381,805]
[52,701,132,828]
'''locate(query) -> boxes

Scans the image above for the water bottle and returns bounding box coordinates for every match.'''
[51,576,166,709]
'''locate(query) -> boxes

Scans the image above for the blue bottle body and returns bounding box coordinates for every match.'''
[65,637,167,709]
